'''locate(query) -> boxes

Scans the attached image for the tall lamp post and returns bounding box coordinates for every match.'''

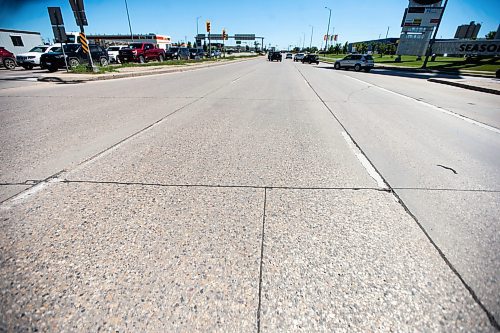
[309,25,314,50]
[196,16,201,45]
[324,6,332,51]
[124,0,133,42]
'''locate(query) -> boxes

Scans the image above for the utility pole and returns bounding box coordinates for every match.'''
[324,7,332,51]
[302,32,305,50]
[124,0,133,42]
[422,0,448,69]
[385,26,390,39]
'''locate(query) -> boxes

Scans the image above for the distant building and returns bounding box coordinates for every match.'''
[348,38,399,53]
[454,21,481,39]
[80,33,172,50]
[0,28,43,55]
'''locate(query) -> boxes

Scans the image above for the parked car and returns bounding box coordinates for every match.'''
[0,47,16,70]
[268,51,282,62]
[334,54,374,72]
[293,53,305,62]
[165,47,189,60]
[189,48,205,59]
[106,45,127,63]
[40,43,109,72]
[210,50,221,58]
[16,45,61,70]
[286,53,293,59]
[118,42,165,63]
[302,54,319,65]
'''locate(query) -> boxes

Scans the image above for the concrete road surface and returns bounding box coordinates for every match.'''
[0,57,498,331]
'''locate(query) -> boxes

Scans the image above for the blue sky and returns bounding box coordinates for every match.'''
[1,0,499,48]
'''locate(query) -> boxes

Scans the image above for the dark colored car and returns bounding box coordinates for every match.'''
[268,51,282,62]
[40,43,109,72]
[302,54,319,65]
[165,47,190,60]
[189,48,205,59]
[118,42,165,63]
[0,47,16,70]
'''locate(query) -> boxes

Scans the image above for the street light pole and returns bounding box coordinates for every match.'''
[196,16,201,47]
[324,7,332,51]
[309,25,314,50]
[302,32,305,50]
[124,0,133,42]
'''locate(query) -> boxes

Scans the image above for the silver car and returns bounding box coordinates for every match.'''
[293,53,305,62]
[334,54,374,72]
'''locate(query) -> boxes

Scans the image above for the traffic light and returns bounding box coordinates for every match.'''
[206,21,211,33]
[222,29,227,40]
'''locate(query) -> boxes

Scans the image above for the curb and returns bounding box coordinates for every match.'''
[37,57,259,83]
[319,59,495,79]
[427,78,500,95]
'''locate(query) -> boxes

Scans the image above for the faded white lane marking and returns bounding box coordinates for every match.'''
[341,131,389,190]
[343,75,500,135]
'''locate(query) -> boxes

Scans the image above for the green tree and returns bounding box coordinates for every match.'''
[386,44,396,56]
[342,42,349,54]
[485,31,496,39]
[378,43,387,57]
[355,43,368,54]
[187,41,192,48]
[333,43,341,54]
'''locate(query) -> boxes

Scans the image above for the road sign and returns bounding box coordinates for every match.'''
[48,7,64,26]
[79,32,89,54]
[69,0,88,26]
[52,26,68,43]
[234,34,255,41]
[48,7,68,43]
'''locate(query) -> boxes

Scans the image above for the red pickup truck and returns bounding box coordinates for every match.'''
[118,42,165,63]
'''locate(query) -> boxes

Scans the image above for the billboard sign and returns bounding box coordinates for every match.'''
[402,6,443,27]
[432,40,500,56]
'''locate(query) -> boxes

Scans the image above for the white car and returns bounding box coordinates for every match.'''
[16,45,61,70]
[293,53,305,62]
[106,45,127,63]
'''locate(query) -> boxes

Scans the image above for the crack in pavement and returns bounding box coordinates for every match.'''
[256,188,267,333]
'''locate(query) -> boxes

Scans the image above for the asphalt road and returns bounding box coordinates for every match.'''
[0,57,498,331]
